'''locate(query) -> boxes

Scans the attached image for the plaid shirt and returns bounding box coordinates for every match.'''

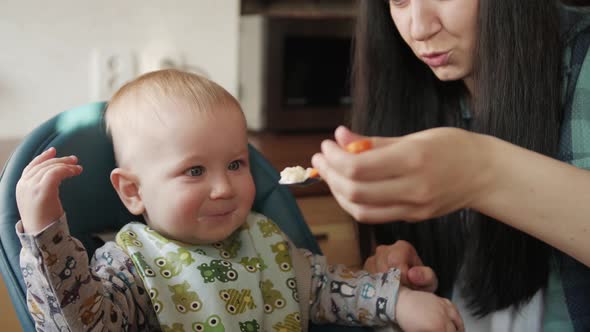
[556,5,590,332]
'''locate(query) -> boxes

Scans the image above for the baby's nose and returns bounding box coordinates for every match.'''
[209,175,235,199]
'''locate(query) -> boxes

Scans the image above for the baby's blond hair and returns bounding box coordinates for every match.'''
[105,69,239,135]
[104,69,241,166]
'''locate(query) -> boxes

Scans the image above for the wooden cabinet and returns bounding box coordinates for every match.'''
[249,132,362,268]
[297,196,361,268]
[241,0,357,17]
[0,274,23,331]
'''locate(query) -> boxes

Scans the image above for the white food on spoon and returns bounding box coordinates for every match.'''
[279,166,315,184]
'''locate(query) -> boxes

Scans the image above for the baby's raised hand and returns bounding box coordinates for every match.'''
[16,147,83,233]
[395,287,464,332]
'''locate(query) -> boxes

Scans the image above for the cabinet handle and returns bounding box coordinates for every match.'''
[313,233,329,242]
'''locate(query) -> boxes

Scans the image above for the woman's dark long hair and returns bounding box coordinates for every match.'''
[353,0,563,316]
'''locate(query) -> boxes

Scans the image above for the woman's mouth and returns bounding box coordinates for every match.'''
[421,52,450,68]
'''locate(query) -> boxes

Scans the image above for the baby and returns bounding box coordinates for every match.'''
[16,69,462,331]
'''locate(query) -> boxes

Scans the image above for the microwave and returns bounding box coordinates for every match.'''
[239,14,355,132]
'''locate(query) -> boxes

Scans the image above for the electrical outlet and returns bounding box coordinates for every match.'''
[139,47,210,78]
[139,50,184,73]
[184,63,210,78]
[90,49,136,101]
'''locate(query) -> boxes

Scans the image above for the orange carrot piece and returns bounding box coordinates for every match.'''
[345,139,372,154]
[307,168,320,178]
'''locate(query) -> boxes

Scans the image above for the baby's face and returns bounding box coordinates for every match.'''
[129,102,255,244]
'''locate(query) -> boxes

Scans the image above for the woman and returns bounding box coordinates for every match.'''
[311,1,590,331]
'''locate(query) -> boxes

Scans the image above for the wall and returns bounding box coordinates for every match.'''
[0,0,240,140]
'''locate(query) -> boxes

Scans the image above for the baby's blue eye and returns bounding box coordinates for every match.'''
[228,160,241,171]
[186,166,205,177]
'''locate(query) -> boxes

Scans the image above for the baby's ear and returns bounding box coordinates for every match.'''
[110,168,144,215]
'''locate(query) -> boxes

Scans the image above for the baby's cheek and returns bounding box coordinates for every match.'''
[240,177,256,206]
[175,193,207,220]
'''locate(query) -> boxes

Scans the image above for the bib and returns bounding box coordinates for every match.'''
[116,212,302,332]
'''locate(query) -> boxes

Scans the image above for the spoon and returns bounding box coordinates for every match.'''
[279,139,372,186]
[278,167,322,186]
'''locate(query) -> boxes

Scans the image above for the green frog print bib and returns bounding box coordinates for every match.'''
[116,212,302,332]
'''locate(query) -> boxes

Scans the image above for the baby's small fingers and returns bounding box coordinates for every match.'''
[24,155,79,180]
[39,164,83,189]
[446,321,457,332]
[24,164,81,198]
[445,300,464,332]
[17,164,81,205]
[22,147,57,176]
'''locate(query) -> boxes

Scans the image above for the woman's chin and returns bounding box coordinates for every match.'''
[431,67,468,83]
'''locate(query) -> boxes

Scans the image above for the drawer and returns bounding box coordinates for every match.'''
[296,195,362,268]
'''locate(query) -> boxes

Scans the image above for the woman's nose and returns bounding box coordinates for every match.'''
[209,174,235,199]
[410,1,442,41]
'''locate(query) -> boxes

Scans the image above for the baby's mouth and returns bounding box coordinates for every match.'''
[199,209,235,221]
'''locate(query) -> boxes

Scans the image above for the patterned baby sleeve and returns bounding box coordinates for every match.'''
[303,249,400,327]
[17,215,159,332]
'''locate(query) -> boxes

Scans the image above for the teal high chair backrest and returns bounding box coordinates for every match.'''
[0,102,369,331]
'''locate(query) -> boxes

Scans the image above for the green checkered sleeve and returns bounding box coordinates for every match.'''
[559,44,590,170]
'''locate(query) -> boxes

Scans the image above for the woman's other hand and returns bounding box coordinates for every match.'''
[364,240,438,293]
[311,126,492,223]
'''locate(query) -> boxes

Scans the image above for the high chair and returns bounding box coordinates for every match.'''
[0,102,369,331]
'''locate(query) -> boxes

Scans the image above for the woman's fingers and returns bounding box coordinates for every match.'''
[314,137,405,182]
[363,256,377,273]
[382,241,435,290]
[313,149,410,206]
[368,241,437,290]
[376,252,407,274]
[316,127,485,224]
[382,240,422,266]
[331,190,431,223]
[335,126,403,150]
[319,159,455,222]
[334,126,366,147]
[408,266,439,292]
[318,163,430,206]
